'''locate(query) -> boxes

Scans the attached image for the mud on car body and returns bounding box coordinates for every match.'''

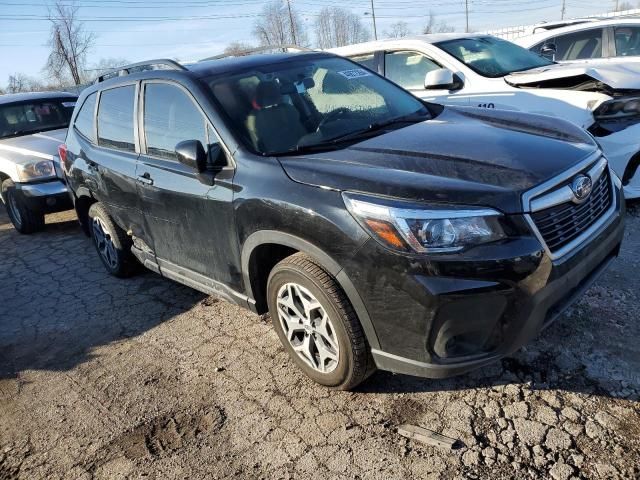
[0,92,76,233]
[63,53,624,389]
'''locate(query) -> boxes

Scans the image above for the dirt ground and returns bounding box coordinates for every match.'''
[1,205,639,480]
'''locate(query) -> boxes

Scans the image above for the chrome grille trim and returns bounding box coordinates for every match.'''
[522,152,618,260]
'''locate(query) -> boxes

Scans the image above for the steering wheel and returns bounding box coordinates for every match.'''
[316,107,350,132]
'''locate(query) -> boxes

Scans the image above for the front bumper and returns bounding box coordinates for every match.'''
[343,183,625,379]
[14,179,73,214]
[596,123,640,199]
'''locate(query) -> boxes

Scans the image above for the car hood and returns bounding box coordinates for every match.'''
[505,62,640,91]
[0,128,67,164]
[277,107,598,214]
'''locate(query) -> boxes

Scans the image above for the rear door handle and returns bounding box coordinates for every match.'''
[137,173,154,186]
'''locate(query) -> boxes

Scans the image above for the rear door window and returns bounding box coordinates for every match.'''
[614,26,640,57]
[384,51,442,90]
[97,85,136,152]
[553,28,604,60]
[74,93,97,141]
[143,83,207,160]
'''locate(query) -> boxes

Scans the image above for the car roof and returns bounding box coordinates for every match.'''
[186,51,334,77]
[0,91,77,105]
[517,17,640,45]
[330,33,490,53]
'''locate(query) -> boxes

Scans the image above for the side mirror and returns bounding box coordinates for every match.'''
[424,68,460,90]
[175,140,207,173]
[540,43,557,61]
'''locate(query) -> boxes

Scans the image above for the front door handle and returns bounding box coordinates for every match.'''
[137,173,154,186]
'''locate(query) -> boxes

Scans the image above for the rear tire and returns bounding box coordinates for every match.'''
[1,179,44,234]
[88,203,137,278]
[267,252,375,390]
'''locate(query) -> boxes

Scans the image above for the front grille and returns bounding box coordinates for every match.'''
[531,169,612,253]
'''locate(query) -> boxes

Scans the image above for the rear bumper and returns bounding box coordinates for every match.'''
[14,180,73,213]
[345,184,625,379]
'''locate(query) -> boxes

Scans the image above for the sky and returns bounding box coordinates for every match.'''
[0,0,622,87]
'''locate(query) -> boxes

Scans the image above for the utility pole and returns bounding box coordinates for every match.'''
[465,0,469,33]
[370,0,378,40]
[286,0,298,45]
[561,0,566,19]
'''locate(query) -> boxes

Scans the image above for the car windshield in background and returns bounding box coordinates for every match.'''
[207,56,430,155]
[0,100,75,139]
[436,36,553,78]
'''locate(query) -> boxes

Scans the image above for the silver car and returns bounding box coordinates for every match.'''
[0,92,76,233]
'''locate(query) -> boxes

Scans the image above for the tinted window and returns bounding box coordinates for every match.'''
[74,93,96,141]
[614,26,640,57]
[0,99,75,139]
[385,51,442,89]
[350,53,377,71]
[554,28,603,60]
[143,83,207,160]
[97,85,136,152]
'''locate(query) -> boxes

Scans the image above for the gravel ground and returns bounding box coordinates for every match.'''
[0,205,639,480]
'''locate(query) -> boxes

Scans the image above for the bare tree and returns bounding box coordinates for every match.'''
[5,73,46,93]
[253,0,308,47]
[384,21,412,39]
[86,57,130,78]
[45,0,95,86]
[315,7,371,49]
[616,1,635,10]
[223,41,255,56]
[422,11,455,34]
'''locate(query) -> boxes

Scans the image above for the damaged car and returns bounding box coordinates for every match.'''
[332,34,640,198]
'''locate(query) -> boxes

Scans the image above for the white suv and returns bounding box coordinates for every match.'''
[332,34,640,198]
[514,18,640,65]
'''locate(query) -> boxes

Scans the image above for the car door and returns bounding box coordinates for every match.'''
[382,50,469,105]
[136,80,238,287]
[548,27,606,63]
[91,83,145,235]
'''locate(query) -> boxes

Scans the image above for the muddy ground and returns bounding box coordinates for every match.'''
[0,205,639,480]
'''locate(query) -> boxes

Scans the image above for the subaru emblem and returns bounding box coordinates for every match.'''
[571,175,593,202]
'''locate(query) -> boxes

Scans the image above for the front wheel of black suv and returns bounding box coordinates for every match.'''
[267,253,375,390]
[88,203,137,278]
[1,179,45,234]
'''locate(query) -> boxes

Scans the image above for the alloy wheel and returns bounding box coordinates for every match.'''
[92,216,118,269]
[276,282,340,374]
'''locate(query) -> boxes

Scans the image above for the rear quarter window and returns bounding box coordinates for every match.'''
[74,93,97,142]
[97,85,136,152]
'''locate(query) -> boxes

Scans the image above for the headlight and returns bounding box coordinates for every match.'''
[593,97,640,120]
[16,160,56,181]
[343,193,506,253]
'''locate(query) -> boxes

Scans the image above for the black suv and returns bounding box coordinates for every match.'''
[63,53,624,390]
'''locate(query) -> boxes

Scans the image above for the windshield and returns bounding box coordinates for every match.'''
[436,36,553,78]
[206,56,429,155]
[0,99,75,139]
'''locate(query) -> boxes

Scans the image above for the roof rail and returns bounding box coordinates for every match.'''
[199,44,314,62]
[94,59,186,84]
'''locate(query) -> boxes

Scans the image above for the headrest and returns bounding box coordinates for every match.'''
[256,81,282,108]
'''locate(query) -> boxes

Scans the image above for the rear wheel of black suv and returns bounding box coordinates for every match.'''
[267,253,375,390]
[88,203,137,278]
[1,179,45,234]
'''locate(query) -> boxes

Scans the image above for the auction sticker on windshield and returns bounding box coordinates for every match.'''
[338,69,371,79]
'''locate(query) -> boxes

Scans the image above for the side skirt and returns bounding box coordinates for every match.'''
[131,245,255,310]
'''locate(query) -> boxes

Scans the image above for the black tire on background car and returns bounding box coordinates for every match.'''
[88,202,137,278]
[267,253,375,390]
[1,178,45,234]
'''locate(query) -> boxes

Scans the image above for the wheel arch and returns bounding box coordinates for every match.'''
[241,230,380,349]
[73,188,96,237]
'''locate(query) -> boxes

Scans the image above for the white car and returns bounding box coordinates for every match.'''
[331,34,640,198]
[513,18,640,64]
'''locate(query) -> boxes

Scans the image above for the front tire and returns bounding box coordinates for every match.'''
[1,179,45,234]
[88,203,137,278]
[267,253,374,390]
